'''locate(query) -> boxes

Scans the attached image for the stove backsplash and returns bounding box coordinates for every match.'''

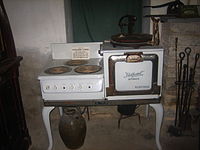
[51,42,102,60]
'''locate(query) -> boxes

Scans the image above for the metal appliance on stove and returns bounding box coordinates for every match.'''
[38,42,104,101]
[111,15,152,48]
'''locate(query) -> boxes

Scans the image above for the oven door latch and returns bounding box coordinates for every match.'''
[125,52,143,63]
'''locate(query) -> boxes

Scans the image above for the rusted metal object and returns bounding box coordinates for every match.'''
[118,15,136,35]
[151,17,160,46]
[179,5,199,17]
[179,64,187,127]
[111,34,152,44]
[44,66,72,74]
[111,15,152,47]
[117,105,141,129]
[171,48,200,135]
[74,65,101,74]
[175,52,185,126]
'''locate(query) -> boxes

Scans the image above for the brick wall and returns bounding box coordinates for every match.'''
[161,21,200,105]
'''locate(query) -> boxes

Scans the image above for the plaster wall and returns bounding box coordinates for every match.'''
[4,0,66,149]
[4,0,66,81]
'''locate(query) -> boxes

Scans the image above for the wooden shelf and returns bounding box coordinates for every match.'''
[145,15,200,23]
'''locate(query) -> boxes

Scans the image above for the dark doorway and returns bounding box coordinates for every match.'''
[71,0,143,42]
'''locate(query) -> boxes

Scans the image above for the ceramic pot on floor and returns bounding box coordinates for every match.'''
[59,108,87,149]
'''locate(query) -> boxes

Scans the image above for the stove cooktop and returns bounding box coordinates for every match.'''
[38,58,104,100]
[39,58,103,78]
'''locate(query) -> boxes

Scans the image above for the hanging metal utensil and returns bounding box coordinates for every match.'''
[180,47,192,122]
[175,38,179,123]
[185,53,200,115]
[175,52,185,126]
[183,53,199,129]
[182,68,194,129]
[178,64,187,127]
[193,53,200,77]
[184,47,191,81]
[175,38,178,82]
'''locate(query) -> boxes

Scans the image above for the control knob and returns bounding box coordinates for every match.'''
[69,84,74,90]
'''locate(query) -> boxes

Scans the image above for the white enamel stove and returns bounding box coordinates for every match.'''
[38,42,164,150]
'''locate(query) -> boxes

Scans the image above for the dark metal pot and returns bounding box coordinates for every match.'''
[59,108,87,149]
[117,105,137,116]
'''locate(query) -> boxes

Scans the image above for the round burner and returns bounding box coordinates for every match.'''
[74,65,101,74]
[66,60,88,66]
[45,66,72,74]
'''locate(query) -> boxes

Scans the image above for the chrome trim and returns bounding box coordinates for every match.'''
[125,52,143,62]
[107,53,160,96]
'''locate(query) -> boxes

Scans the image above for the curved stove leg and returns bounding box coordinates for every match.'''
[42,106,55,150]
[145,104,149,119]
[59,107,63,116]
[149,103,164,150]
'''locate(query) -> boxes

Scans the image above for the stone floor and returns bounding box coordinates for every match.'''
[27,105,199,150]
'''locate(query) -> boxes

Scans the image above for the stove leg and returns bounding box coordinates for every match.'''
[42,106,55,150]
[149,103,163,150]
[145,105,149,119]
[59,107,63,116]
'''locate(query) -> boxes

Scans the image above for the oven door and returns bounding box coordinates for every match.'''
[106,52,160,97]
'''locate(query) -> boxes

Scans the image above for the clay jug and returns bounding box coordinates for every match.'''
[59,108,86,149]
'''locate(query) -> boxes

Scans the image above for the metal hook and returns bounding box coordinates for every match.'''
[179,52,185,60]
[184,47,191,55]
[195,53,200,61]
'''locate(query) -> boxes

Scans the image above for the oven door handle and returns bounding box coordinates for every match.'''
[124,52,143,62]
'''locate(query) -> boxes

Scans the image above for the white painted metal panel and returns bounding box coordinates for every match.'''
[51,42,102,59]
[115,61,152,91]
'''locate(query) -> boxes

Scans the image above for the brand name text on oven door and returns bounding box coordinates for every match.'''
[123,71,144,80]
[135,85,150,89]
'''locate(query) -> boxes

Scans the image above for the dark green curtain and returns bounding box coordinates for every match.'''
[71,0,142,42]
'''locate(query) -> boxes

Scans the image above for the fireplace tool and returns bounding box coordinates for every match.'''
[174,52,185,127]
[169,47,200,136]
